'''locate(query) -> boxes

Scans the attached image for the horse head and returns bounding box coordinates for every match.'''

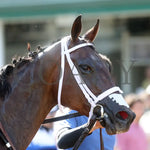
[60,15,135,135]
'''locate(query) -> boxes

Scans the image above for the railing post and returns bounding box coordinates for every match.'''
[0,20,5,68]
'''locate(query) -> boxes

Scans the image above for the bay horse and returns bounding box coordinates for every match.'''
[0,16,135,150]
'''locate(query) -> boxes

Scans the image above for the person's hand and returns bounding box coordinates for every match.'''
[89,121,103,133]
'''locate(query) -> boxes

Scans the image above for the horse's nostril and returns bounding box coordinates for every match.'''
[116,111,128,120]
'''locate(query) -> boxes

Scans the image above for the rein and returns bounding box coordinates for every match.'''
[42,105,104,150]
[73,104,104,150]
[43,112,82,124]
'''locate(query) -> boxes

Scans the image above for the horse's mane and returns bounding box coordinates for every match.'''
[0,41,111,100]
[0,45,46,99]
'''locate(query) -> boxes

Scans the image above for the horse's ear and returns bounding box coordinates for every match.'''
[71,15,82,42]
[83,19,99,42]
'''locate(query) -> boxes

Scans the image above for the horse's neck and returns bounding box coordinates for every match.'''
[0,42,61,150]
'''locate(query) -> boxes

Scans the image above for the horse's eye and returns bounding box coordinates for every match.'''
[79,64,93,74]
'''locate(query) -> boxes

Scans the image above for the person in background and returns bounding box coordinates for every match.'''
[136,66,150,94]
[140,85,150,150]
[142,66,150,89]
[54,108,116,150]
[115,94,148,150]
[27,108,57,150]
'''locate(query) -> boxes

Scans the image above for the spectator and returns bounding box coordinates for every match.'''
[115,94,148,150]
[142,66,150,89]
[140,85,150,150]
[54,108,116,150]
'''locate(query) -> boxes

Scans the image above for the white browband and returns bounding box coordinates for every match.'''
[57,36,128,117]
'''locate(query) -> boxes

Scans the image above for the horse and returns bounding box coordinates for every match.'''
[0,15,135,150]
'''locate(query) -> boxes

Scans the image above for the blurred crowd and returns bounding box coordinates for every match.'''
[114,88,150,150]
[114,66,150,150]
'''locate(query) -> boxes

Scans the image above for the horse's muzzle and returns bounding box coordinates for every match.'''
[97,96,136,135]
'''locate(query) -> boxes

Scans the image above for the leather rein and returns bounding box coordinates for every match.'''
[42,105,105,150]
[72,104,104,150]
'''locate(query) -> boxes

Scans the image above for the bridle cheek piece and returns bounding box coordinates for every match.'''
[57,36,129,120]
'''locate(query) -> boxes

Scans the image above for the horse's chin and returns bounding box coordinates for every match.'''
[100,112,131,135]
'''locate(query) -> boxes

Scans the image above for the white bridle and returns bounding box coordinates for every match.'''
[58,36,129,118]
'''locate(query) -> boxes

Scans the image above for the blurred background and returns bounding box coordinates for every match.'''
[0,0,150,94]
